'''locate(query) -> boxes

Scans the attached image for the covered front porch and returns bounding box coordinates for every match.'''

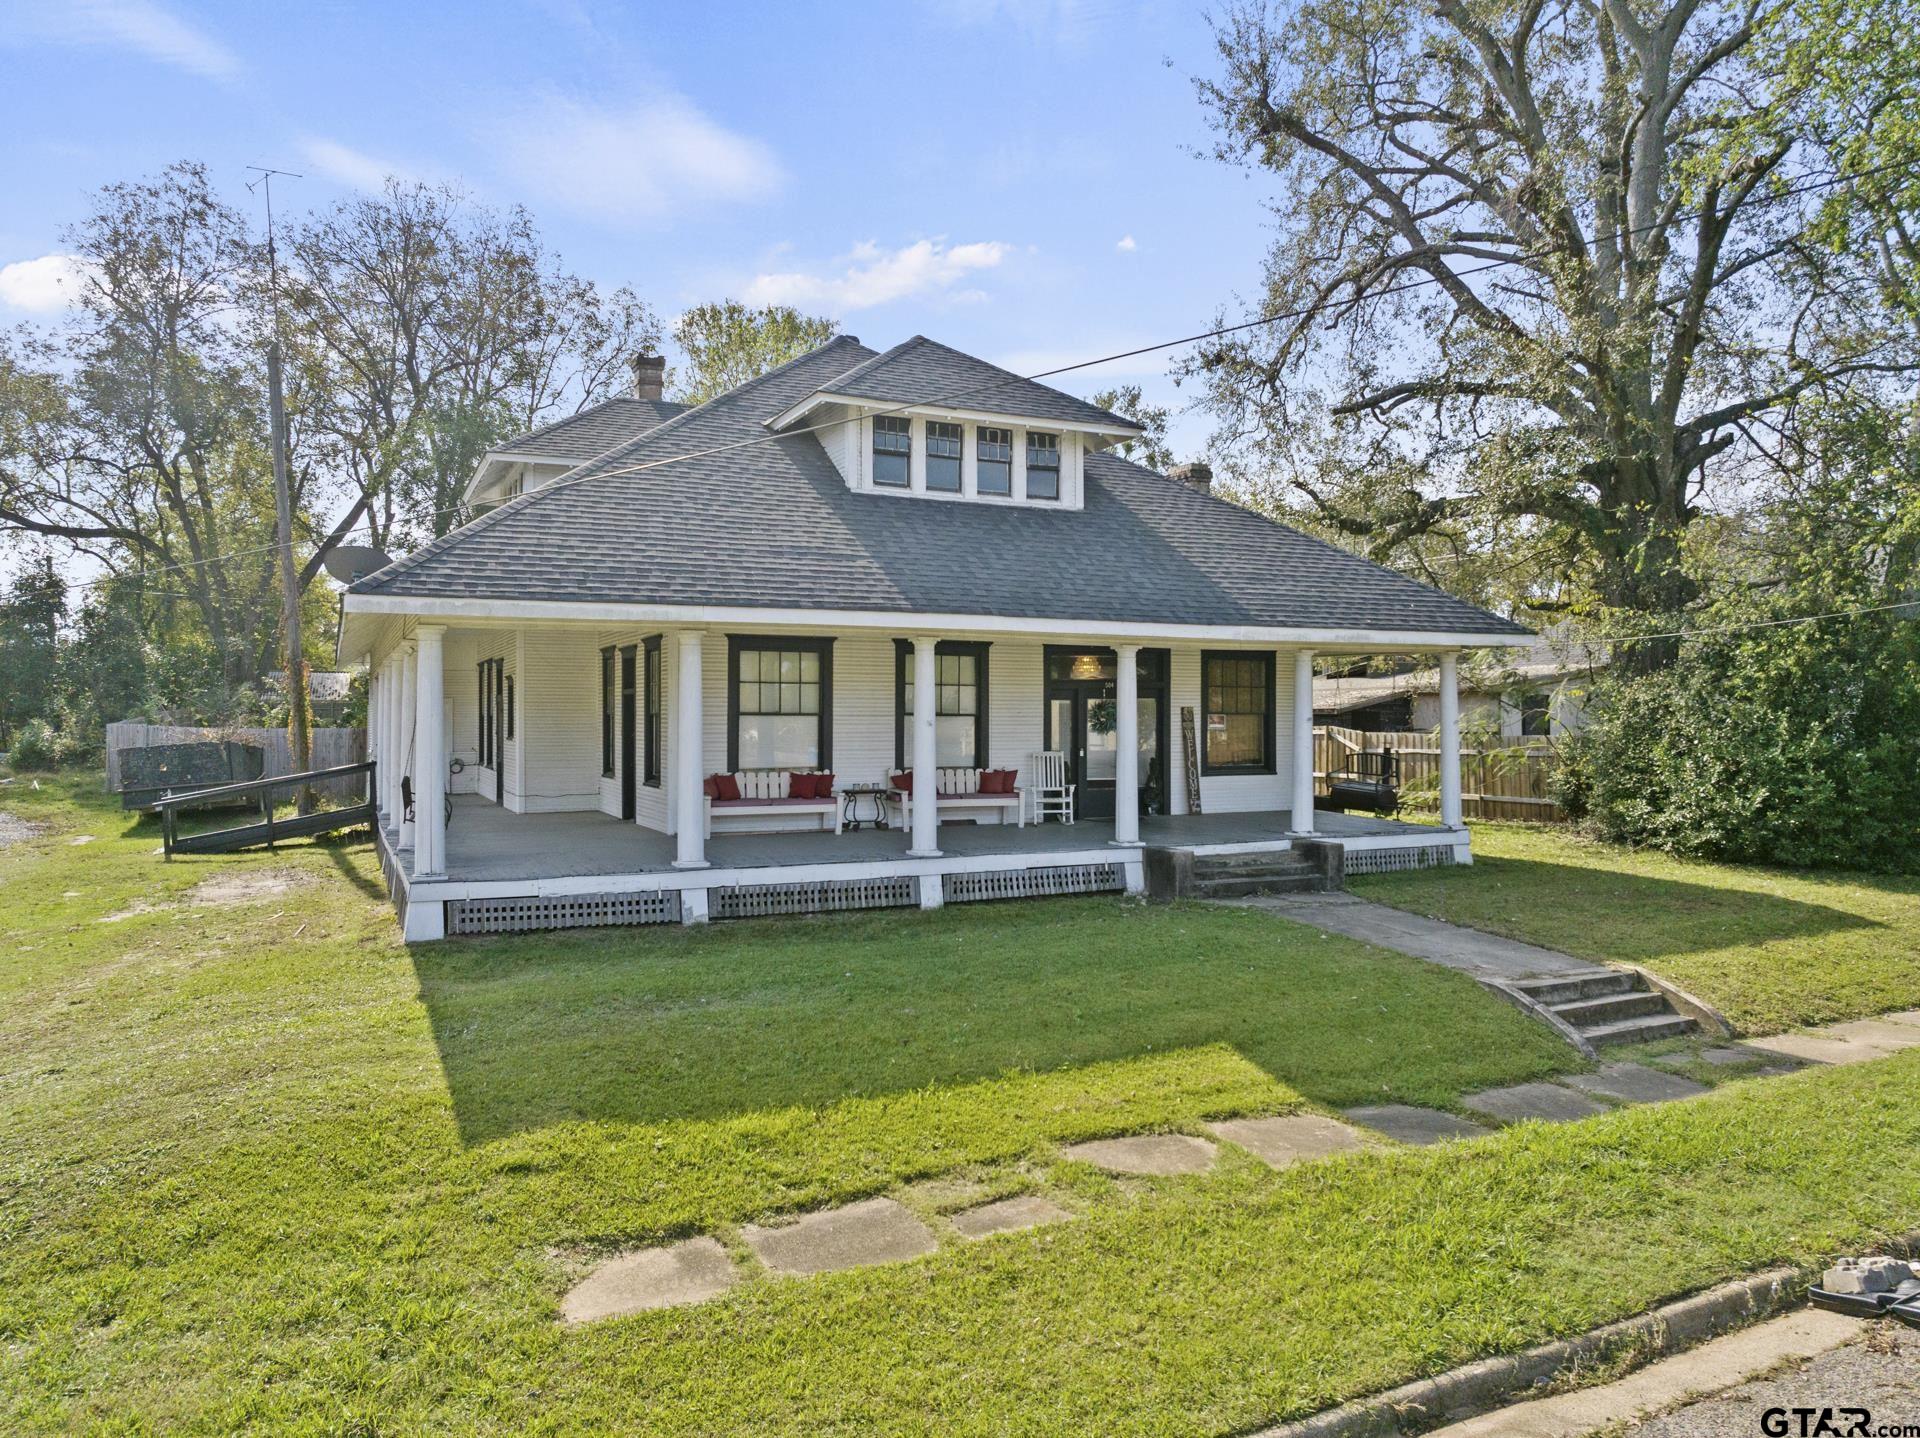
[355,615,1482,940]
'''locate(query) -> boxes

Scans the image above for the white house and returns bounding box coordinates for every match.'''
[338,335,1530,940]
[1313,636,1607,741]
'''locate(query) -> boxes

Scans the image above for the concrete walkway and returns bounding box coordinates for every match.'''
[1242,893,1601,981]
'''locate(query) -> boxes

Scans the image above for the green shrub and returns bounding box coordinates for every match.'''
[8,719,60,771]
[1564,615,1920,872]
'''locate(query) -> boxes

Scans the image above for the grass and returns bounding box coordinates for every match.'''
[4,774,1919,1434]
[1353,823,1920,1035]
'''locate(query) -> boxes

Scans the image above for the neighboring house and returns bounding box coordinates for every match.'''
[1314,638,1605,741]
[267,670,357,725]
[339,335,1530,940]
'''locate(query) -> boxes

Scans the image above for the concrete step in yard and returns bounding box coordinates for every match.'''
[1189,852,1328,899]
[1513,971,1697,1049]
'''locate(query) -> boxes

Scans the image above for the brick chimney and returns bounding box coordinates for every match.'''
[1169,461,1213,495]
[630,353,665,401]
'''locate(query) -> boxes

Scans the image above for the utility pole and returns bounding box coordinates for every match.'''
[248,166,311,812]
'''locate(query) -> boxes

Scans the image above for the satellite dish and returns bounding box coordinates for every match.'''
[323,544,392,585]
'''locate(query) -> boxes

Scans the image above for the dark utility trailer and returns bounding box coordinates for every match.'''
[150,761,377,857]
[118,741,265,810]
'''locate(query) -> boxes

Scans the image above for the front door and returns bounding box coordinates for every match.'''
[619,645,637,822]
[1044,648,1169,821]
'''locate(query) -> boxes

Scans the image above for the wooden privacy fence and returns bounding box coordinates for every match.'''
[1315,724,1565,823]
[106,722,367,804]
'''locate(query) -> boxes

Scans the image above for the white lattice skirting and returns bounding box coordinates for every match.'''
[447,889,682,935]
[1340,844,1459,876]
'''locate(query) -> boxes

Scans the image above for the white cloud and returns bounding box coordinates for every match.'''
[0,254,94,313]
[491,94,782,224]
[745,239,1014,313]
[1116,234,1137,252]
[298,137,415,193]
[3,0,241,80]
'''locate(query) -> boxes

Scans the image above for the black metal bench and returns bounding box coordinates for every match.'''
[1325,749,1401,815]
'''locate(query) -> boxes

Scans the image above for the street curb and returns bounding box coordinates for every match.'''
[1249,1265,1804,1438]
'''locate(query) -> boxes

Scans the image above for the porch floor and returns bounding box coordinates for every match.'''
[417,796,1448,885]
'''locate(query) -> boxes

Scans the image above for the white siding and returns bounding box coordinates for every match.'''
[514,627,603,812]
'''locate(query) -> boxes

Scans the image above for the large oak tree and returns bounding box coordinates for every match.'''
[1194,0,1916,666]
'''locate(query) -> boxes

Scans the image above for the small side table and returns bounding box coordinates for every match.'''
[839,783,891,831]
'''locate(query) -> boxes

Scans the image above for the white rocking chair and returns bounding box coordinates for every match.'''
[1027,751,1075,824]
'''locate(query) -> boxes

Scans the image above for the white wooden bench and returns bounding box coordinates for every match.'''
[884,767,1025,829]
[704,769,842,838]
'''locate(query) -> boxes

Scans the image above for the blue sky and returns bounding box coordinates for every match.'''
[0,0,1274,462]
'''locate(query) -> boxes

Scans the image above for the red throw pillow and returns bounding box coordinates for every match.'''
[989,769,1017,794]
[702,775,720,799]
[713,773,742,802]
[789,771,812,799]
[891,771,913,794]
[815,772,835,797]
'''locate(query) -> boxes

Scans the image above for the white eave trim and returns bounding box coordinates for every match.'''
[339,591,1529,653]
[765,390,1144,439]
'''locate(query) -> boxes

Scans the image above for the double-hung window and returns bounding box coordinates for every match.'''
[1026,431,1060,500]
[872,415,911,487]
[1201,651,1274,773]
[642,636,663,785]
[894,641,988,769]
[976,427,1012,496]
[729,638,833,770]
[925,420,962,492]
[599,647,616,777]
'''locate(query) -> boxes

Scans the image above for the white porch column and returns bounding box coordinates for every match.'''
[414,625,447,878]
[1438,650,1464,829]
[673,631,708,868]
[1112,643,1142,847]
[382,657,402,829]
[908,635,941,857]
[370,660,386,824]
[1292,648,1316,834]
[397,642,417,849]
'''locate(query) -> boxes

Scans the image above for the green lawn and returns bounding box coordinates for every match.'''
[1354,824,1920,1035]
[5,775,1920,1434]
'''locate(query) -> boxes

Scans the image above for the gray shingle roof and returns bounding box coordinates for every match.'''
[801,336,1143,432]
[354,336,1527,639]
[492,396,687,463]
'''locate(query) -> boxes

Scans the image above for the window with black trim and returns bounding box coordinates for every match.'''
[729,637,832,770]
[926,420,962,492]
[1518,691,1551,738]
[873,415,911,487]
[977,427,1011,496]
[506,676,515,741]
[1202,651,1274,773]
[600,646,615,777]
[1026,431,1060,500]
[894,640,989,769]
[643,635,663,785]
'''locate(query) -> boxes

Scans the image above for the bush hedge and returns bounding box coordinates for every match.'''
[1557,614,1920,873]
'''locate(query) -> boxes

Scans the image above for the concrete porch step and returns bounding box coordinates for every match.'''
[1191,873,1328,899]
[1510,971,1641,1006]
[1579,1012,1699,1046]
[1192,852,1315,876]
[1551,991,1671,1026]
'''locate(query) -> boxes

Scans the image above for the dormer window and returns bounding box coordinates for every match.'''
[926,421,963,492]
[977,427,1012,496]
[873,415,911,487]
[1026,432,1060,501]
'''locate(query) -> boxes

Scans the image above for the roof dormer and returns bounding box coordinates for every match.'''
[767,336,1141,512]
